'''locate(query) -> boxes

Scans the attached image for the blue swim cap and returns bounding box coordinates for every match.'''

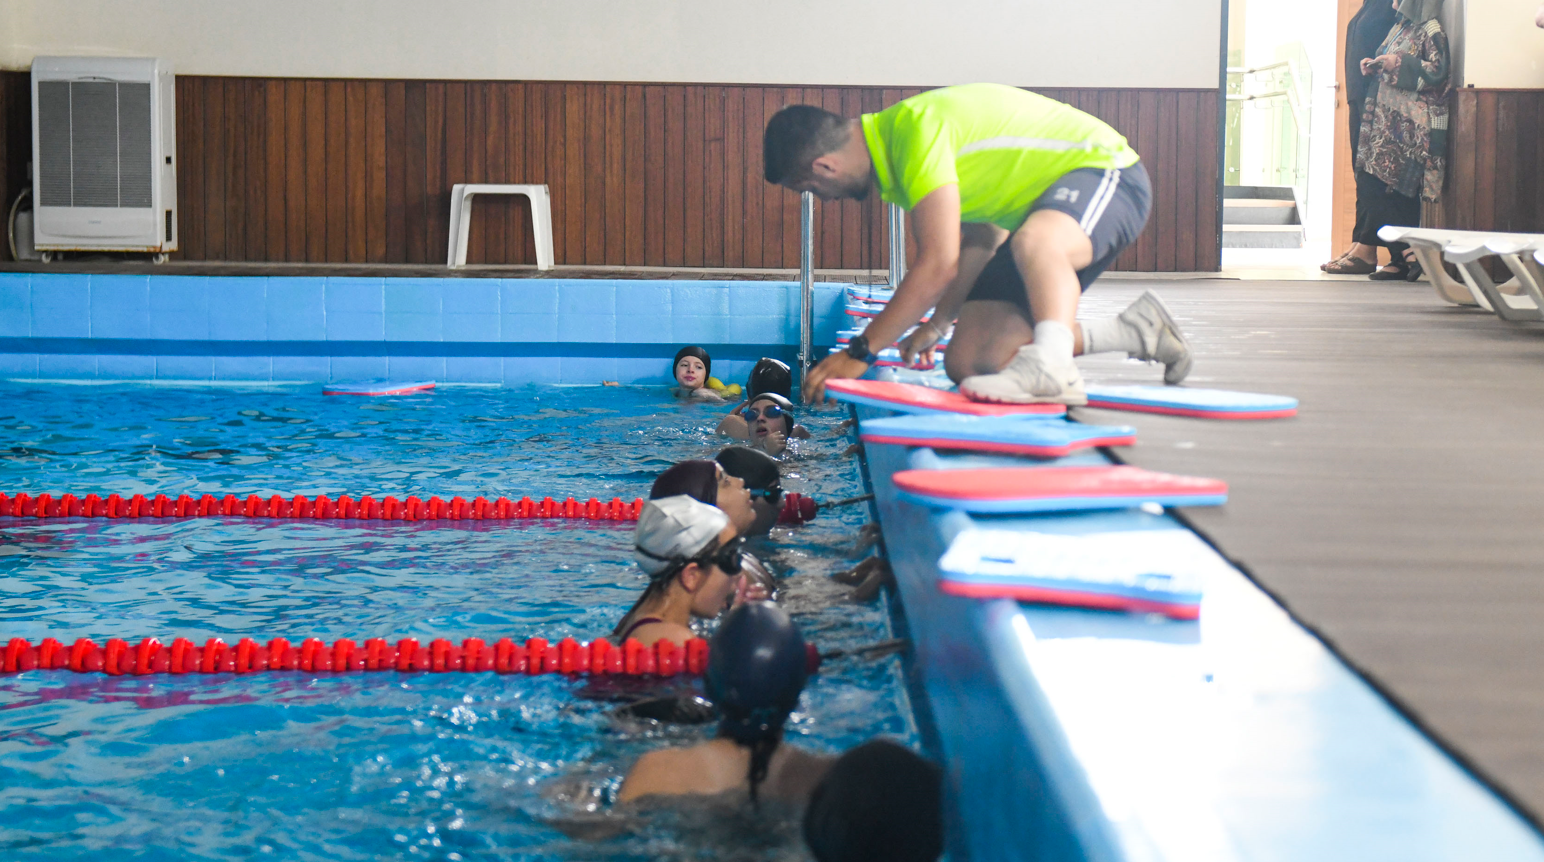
[706,602,808,745]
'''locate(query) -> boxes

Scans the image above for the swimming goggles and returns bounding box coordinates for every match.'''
[636,535,746,579]
[743,405,786,421]
[752,485,784,504]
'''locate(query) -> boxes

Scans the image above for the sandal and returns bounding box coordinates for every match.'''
[1402,250,1424,282]
[1320,251,1352,271]
[1324,256,1377,275]
[1369,264,1410,281]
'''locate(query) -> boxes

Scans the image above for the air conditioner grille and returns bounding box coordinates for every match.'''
[35,79,154,209]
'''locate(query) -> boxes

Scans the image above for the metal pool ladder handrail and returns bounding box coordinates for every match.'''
[799,191,815,379]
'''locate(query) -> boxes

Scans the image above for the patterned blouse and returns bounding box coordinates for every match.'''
[1355,17,1451,201]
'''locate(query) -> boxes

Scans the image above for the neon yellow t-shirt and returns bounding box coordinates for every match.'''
[860,83,1140,231]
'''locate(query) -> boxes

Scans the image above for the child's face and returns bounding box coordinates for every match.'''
[745,399,785,441]
[675,356,707,389]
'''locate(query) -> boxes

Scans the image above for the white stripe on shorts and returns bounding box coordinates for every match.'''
[1079,169,1121,234]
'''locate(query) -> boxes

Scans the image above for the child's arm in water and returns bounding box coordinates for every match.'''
[716,405,751,439]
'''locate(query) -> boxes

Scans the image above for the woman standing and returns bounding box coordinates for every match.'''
[1355,0,1451,281]
[1323,0,1399,274]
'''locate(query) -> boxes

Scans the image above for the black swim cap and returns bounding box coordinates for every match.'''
[705,602,808,746]
[803,739,944,862]
[748,358,792,399]
[715,447,781,492]
[673,345,712,379]
[650,460,719,505]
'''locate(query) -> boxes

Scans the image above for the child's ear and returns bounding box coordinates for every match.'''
[678,562,704,592]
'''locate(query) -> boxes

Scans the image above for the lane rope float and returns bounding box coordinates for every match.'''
[0,635,708,677]
[0,492,646,523]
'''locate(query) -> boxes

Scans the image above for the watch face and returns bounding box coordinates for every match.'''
[847,335,869,359]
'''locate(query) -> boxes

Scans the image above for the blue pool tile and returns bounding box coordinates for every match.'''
[385,312,442,342]
[89,276,152,339]
[326,312,384,341]
[441,280,501,315]
[670,283,731,316]
[387,356,446,380]
[728,283,790,317]
[442,313,499,342]
[385,280,443,314]
[671,316,729,344]
[213,356,272,381]
[614,315,673,344]
[31,275,91,338]
[325,278,386,313]
[726,315,785,344]
[614,360,673,385]
[499,313,559,343]
[329,356,388,382]
[0,353,38,378]
[502,357,562,386]
[557,313,616,343]
[0,277,29,337]
[148,275,209,313]
[444,356,503,383]
[714,359,759,388]
[500,280,559,315]
[558,282,617,315]
[149,312,209,341]
[271,356,331,382]
[207,277,267,340]
[266,278,327,340]
[558,356,618,384]
[37,354,97,378]
[615,283,673,317]
[154,355,214,380]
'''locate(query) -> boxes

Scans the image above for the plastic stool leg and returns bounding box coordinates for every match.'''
[530,187,554,271]
[452,187,475,269]
[446,184,465,268]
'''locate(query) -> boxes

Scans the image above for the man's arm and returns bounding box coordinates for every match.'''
[899,222,1006,364]
[801,185,962,403]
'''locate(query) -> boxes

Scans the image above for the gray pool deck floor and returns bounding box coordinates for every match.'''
[1071,277,1544,825]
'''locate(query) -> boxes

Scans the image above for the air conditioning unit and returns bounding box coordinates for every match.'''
[30,56,176,258]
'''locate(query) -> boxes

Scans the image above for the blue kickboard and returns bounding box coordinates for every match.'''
[323,380,437,396]
[1085,384,1298,418]
[861,414,1135,457]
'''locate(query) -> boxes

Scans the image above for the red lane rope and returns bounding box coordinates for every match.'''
[0,492,645,523]
[1,635,709,677]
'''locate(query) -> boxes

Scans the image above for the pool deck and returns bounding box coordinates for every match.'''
[857,274,1544,859]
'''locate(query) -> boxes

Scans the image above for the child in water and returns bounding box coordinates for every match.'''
[613,495,748,649]
[618,602,832,806]
[672,346,741,402]
[717,392,802,456]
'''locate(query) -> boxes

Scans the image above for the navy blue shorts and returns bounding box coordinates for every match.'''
[965,161,1152,315]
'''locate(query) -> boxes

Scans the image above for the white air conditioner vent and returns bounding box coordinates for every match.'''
[31,57,176,254]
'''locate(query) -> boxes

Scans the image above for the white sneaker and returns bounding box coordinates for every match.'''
[1120,291,1193,385]
[959,344,1088,406]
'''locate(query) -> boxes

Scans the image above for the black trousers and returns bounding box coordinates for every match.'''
[1349,97,1420,259]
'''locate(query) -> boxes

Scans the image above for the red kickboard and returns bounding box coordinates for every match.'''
[892,465,1226,504]
[825,379,1066,418]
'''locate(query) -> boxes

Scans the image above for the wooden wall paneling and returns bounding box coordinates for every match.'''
[643,85,665,266]
[1133,90,1160,271]
[424,82,447,264]
[702,87,725,268]
[344,80,369,263]
[585,83,607,266]
[264,80,287,262]
[1494,93,1518,233]
[507,82,532,264]
[325,80,348,263]
[1520,95,1542,234]
[283,80,306,261]
[839,88,864,271]
[683,85,706,268]
[464,82,488,264]
[564,82,588,266]
[383,82,406,262]
[817,88,842,271]
[176,78,204,260]
[403,82,428,264]
[623,84,646,266]
[203,77,227,261]
[861,88,885,276]
[664,85,685,266]
[304,80,327,262]
[604,84,628,266]
[1175,91,1199,272]
[1114,90,1142,271]
[742,88,764,268]
[1448,90,1475,229]
[721,87,744,268]
[761,87,787,269]
[442,83,467,265]
[1153,90,1178,271]
[484,80,511,265]
[1196,90,1221,269]
[364,81,387,263]
[226,79,250,260]
[1474,91,1498,236]
[241,80,265,261]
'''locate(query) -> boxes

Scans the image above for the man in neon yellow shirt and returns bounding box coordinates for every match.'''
[764,83,1191,405]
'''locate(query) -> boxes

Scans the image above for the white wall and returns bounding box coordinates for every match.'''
[1463,0,1544,87]
[1,0,1223,89]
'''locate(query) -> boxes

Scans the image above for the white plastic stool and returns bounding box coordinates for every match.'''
[446,183,554,270]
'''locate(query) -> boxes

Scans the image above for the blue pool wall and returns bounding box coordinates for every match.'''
[0,273,849,385]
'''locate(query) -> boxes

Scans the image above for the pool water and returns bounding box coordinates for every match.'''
[0,383,917,861]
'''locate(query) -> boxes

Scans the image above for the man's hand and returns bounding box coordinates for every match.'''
[801,352,870,405]
[898,322,944,367]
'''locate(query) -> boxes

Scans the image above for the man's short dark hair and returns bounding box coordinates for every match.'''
[764,105,851,184]
[803,739,944,862]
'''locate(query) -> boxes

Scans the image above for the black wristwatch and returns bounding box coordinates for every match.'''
[845,334,878,365]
